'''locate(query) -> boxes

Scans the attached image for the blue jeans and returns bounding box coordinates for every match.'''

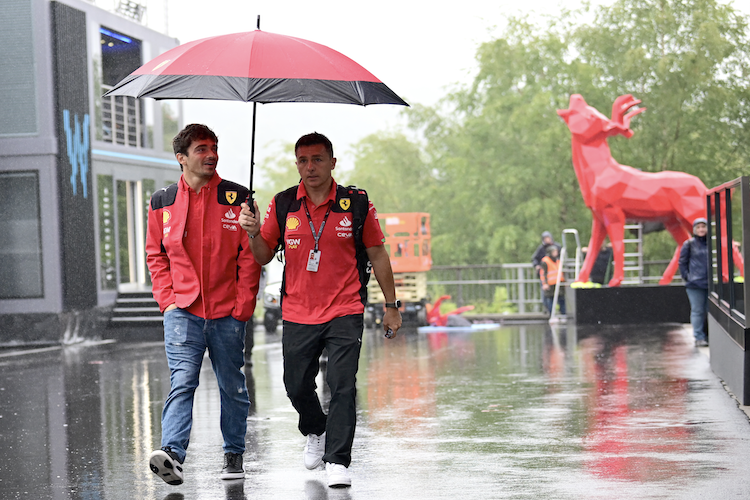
[686,287,708,342]
[543,291,566,315]
[161,309,250,462]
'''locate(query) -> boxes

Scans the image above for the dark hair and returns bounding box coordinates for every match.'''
[172,123,218,157]
[295,132,334,158]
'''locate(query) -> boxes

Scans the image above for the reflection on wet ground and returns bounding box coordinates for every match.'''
[0,322,749,499]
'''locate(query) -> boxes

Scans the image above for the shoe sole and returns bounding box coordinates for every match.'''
[149,450,183,486]
[327,476,351,488]
[221,471,245,480]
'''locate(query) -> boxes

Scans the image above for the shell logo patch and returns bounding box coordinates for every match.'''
[163,210,171,224]
[286,216,302,232]
[225,191,237,204]
[339,198,351,210]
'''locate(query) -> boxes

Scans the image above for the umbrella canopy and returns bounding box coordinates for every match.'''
[104,30,408,106]
[104,27,408,195]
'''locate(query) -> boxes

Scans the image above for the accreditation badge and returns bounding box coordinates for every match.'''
[306,250,321,272]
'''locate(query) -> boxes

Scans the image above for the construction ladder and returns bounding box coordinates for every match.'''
[622,223,644,285]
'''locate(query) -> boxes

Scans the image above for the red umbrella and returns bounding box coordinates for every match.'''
[104,19,408,198]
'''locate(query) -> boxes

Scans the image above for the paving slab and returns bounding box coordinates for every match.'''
[0,322,748,499]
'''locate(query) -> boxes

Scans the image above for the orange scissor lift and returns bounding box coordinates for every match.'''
[366,212,432,327]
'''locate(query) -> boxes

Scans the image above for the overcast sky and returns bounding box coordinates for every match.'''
[125,0,748,188]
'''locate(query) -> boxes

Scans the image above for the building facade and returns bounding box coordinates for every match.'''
[0,0,182,343]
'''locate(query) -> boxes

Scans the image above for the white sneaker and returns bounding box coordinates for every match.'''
[326,462,351,488]
[303,432,325,470]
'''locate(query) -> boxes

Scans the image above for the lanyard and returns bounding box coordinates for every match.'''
[302,199,333,252]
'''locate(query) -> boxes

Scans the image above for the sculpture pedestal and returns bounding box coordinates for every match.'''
[566,285,690,325]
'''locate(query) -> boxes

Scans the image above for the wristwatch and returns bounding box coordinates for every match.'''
[385,300,402,309]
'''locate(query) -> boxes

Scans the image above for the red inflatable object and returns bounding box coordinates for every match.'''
[425,295,475,327]
[558,94,707,286]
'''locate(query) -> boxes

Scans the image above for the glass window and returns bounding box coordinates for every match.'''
[99,27,143,148]
[142,179,155,285]
[0,0,36,136]
[0,172,43,298]
[98,174,117,290]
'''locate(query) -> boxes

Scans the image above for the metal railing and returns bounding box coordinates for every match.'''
[427,260,680,313]
[428,264,545,314]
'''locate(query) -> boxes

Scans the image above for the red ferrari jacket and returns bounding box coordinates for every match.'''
[146,174,261,321]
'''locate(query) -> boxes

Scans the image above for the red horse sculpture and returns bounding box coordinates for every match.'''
[557,94,707,286]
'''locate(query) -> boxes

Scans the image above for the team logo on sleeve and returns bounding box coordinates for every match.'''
[286,216,302,232]
[225,191,238,204]
[339,198,351,210]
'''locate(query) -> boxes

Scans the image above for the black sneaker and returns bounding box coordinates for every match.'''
[149,447,184,485]
[221,452,245,480]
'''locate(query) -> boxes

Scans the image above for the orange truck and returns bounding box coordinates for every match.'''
[366,212,432,326]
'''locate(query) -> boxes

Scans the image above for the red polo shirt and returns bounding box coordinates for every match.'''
[260,180,385,324]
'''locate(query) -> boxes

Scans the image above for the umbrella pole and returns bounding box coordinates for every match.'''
[248,101,256,211]
[246,14,260,212]
[246,14,260,211]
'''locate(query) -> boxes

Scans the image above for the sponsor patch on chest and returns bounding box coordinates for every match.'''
[336,215,353,238]
[221,208,239,231]
[286,215,302,232]
[286,238,301,249]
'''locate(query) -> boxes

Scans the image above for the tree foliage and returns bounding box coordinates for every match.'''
[347,0,750,265]
[254,141,298,215]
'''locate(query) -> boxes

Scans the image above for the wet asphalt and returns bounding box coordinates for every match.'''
[0,322,749,500]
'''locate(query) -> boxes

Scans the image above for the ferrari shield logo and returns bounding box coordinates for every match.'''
[225,191,238,204]
[339,198,351,211]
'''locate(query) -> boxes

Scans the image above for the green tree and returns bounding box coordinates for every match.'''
[574,0,750,187]
[345,131,433,213]
[254,141,298,211]
[352,0,750,266]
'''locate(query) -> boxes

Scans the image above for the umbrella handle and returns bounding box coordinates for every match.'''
[244,192,255,215]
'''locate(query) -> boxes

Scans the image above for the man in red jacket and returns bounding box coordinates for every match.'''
[145,124,261,486]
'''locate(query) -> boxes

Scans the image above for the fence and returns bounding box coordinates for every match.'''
[427,260,679,313]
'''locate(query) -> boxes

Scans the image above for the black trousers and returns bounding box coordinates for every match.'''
[282,314,363,467]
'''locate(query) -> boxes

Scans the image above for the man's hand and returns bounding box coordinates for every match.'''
[165,303,177,312]
[239,200,261,237]
[239,199,274,266]
[382,307,402,339]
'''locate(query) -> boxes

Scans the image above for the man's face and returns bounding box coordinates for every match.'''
[543,236,552,245]
[694,223,707,237]
[296,143,335,190]
[177,138,218,181]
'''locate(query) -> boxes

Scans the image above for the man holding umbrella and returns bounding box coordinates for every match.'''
[239,132,401,488]
[146,124,261,485]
